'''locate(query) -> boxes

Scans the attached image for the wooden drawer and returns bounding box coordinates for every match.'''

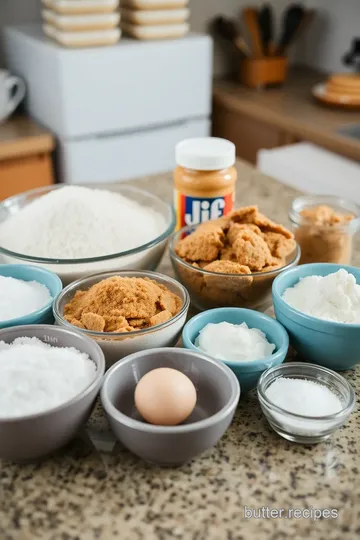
[0,153,54,200]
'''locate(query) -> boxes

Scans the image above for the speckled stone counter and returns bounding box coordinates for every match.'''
[1,161,359,540]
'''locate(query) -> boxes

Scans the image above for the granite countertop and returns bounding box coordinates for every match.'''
[1,161,359,540]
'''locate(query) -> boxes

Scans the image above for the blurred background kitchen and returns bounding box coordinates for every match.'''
[0,0,359,201]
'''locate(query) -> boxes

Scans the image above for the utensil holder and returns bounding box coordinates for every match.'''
[239,56,288,88]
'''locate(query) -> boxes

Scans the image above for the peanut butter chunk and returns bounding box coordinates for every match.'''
[227,223,262,245]
[175,229,224,262]
[204,260,252,274]
[262,231,297,259]
[233,230,273,271]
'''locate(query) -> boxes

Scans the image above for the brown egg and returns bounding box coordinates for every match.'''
[134,368,197,426]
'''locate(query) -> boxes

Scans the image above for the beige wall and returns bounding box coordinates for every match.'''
[293,0,360,74]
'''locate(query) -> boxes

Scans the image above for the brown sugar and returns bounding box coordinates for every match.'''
[294,204,354,264]
[64,276,182,333]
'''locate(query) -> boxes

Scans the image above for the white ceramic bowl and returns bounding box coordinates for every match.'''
[53,270,190,367]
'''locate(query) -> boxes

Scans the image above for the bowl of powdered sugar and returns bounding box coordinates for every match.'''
[0,324,105,462]
[0,264,63,328]
[272,263,360,370]
[0,185,174,285]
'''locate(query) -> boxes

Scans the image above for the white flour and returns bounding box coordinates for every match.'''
[0,337,96,418]
[0,186,166,259]
[0,276,51,321]
[282,269,360,323]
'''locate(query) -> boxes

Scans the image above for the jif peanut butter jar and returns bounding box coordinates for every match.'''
[174,137,237,230]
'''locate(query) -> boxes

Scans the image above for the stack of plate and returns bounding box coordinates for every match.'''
[41,0,121,48]
[313,73,360,109]
[121,0,189,40]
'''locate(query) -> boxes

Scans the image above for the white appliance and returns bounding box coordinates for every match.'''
[257,143,360,204]
[4,25,212,183]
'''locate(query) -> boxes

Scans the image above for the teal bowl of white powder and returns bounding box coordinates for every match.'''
[272,263,360,370]
[0,264,62,328]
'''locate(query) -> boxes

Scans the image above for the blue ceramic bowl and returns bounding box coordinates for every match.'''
[272,263,360,371]
[0,264,62,328]
[182,308,289,393]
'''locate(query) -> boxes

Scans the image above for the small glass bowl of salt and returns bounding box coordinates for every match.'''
[257,362,356,444]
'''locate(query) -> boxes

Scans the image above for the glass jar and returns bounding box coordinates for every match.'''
[289,195,360,265]
[174,137,237,230]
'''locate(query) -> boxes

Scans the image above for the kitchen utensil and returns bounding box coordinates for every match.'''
[241,7,264,58]
[182,308,289,393]
[101,347,240,466]
[272,263,360,371]
[0,324,105,462]
[276,4,305,56]
[170,225,300,312]
[284,8,315,53]
[54,270,190,367]
[213,16,250,56]
[258,4,274,56]
[258,363,355,444]
[0,264,62,328]
[0,184,175,286]
[0,70,25,123]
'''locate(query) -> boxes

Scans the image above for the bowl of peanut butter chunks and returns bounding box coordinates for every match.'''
[170,205,300,312]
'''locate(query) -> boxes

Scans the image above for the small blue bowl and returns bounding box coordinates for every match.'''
[0,264,62,328]
[272,263,360,371]
[182,308,289,393]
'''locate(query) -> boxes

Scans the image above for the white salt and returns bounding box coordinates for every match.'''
[0,276,52,321]
[265,377,343,437]
[282,269,360,323]
[195,321,275,362]
[0,337,96,418]
[0,186,167,259]
[265,378,343,416]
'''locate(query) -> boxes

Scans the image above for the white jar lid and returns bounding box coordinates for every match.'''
[175,137,236,171]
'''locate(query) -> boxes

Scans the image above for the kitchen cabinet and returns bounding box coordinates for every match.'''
[213,103,298,164]
[0,116,55,200]
[213,68,360,164]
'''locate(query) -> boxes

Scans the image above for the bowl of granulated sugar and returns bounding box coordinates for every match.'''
[0,264,62,328]
[0,185,175,286]
[0,324,105,462]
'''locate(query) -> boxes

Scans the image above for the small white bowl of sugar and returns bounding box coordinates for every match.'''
[257,362,356,444]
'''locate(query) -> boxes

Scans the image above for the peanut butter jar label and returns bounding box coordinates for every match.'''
[174,190,234,230]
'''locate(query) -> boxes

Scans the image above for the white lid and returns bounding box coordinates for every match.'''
[175,137,236,171]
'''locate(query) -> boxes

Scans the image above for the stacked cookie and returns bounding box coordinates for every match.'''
[325,74,360,106]
[41,0,121,47]
[121,0,189,40]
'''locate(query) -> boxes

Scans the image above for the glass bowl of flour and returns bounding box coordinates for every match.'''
[0,185,175,286]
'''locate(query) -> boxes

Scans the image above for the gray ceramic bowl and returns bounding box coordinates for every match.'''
[0,325,105,462]
[101,347,240,466]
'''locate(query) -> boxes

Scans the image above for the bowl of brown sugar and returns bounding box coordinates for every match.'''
[53,270,190,367]
[169,206,300,312]
[289,195,360,265]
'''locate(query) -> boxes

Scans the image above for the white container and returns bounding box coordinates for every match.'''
[121,22,188,40]
[4,26,212,139]
[42,10,121,31]
[57,118,210,184]
[257,143,360,204]
[42,0,120,14]
[43,24,121,47]
[121,8,189,25]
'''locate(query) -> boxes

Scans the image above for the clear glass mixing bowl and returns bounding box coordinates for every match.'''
[0,184,175,286]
